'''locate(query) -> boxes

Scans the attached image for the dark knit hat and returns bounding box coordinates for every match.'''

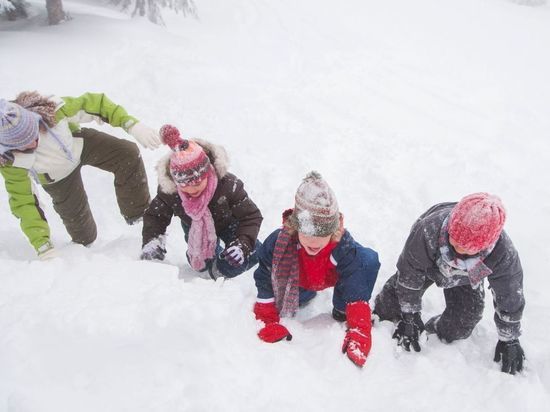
[289,171,339,237]
[0,99,40,154]
[160,124,211,185]
[448,192,506,253]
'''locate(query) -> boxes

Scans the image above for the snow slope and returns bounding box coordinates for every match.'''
[1,0,550,411]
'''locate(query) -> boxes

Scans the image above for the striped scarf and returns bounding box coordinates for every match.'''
[271,227,300,317]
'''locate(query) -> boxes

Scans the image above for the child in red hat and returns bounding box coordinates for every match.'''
[253,171,380,368]
[141,125,263,280]
[374,193,526,375]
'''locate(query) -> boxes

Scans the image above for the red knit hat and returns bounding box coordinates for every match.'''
[448,192,506,253]
[160,124,211,185]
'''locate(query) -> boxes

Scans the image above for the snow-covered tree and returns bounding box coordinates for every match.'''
[1,0,67,24]
[111,0,197,25]
[0,0,14,13]
[0,0,28,20]
[2,0,194,25]
[46,0,66,25]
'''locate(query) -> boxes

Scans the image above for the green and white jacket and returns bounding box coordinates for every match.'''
[0,93,139,255]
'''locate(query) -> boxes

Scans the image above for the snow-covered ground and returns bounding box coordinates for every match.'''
[1,0,550,410]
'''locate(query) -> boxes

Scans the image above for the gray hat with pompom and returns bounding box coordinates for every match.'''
[288,171,339,237]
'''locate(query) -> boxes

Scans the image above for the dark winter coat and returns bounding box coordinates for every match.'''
[142,139,263,257]
[254,228,380,312]
[396,202,525,341]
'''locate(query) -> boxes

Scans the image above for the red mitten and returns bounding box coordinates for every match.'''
[342,301,372,367]
[258,323,293,343]
[254,302,292,343]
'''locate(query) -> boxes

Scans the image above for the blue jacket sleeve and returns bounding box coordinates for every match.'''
[332,231,380,305]
[253,229,280,300]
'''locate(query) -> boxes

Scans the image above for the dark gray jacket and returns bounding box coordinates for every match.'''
[396,202,525,341]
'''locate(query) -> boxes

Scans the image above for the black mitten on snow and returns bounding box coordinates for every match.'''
[392,312,425,352]
[494,339,525,375]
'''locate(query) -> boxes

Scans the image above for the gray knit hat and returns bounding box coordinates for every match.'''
[0,99,40,154]
[289,171,340,237]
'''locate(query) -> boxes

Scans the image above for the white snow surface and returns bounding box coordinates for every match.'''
[1,0,550,411]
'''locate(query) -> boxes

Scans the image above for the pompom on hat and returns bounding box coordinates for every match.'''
[160,124,211,186]
[448,192,506,253]
[288,171,340,237]
[0,99,41,154]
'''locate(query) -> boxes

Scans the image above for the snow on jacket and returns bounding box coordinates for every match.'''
[0,93,140,253]
[396,202,525,341]
[254,228,380,312]
[142,139,263,256]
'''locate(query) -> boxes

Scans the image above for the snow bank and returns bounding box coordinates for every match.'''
[1,0,549,410]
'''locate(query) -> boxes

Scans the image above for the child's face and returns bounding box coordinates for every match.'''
[298,232,332,256]
[13,137,39,152]
[178,176,208,198]
[449,236,478,256]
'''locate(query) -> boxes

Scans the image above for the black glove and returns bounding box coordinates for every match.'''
[494,339,525,375]
[392,312,425,352]
[220,240,248,267]
[0,151,14,167]
[140,245,166,261]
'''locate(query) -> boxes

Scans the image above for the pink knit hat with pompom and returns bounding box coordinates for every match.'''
[160,124,211,185]
[448,192,506,253]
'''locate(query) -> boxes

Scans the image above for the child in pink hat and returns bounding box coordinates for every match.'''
[141,125,263,280]
[374,193,526,375]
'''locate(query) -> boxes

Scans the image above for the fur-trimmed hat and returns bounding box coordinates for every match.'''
[160,124,211,185]
[288,171,340,237]
[448,192,506,253]
[0,99,40,154]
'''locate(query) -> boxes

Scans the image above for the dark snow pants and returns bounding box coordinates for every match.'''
[374,272,485,343]
[42,128,150,245]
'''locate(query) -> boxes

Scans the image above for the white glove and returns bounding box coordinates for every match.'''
[38,247,58,261]
[129,122,161,150]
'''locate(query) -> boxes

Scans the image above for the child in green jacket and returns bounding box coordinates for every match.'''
[0,91,160,259]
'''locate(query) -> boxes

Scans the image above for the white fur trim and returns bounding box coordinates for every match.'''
[156,153,177,194]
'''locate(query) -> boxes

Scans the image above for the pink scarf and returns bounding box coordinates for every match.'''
[177,167,219,271]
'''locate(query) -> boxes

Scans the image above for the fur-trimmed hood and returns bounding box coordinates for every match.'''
[156,138,230,194]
